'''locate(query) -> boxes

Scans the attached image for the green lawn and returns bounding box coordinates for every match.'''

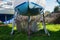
[0,23,60,40]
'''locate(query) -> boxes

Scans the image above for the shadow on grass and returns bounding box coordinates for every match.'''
[0,25,60,40]
[30,30,60,40]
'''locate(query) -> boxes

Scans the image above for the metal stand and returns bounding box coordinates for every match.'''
[11,11,18,35]
[42,11,50,36]
[5,16,7,25]
[9,20,10,24]
[39,9,50,36]
[28,16,31,40]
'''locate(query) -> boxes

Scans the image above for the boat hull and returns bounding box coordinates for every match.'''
[15,2,43,16]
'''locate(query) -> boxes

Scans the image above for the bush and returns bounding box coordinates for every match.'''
[0,21,4,24]
[45,13,60,24]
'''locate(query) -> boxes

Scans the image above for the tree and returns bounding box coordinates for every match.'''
[54,6,60,13]
[44,11,51,17]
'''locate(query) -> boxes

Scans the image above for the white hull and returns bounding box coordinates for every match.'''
[0,8,14,14]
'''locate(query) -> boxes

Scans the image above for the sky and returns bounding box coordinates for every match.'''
[45,0,59,12]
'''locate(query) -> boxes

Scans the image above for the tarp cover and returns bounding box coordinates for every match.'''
[14,0,45,16]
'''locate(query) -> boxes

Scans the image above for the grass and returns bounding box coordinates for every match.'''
[0,23,60,40]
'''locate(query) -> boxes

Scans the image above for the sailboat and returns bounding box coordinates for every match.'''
[11,0,50,37]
